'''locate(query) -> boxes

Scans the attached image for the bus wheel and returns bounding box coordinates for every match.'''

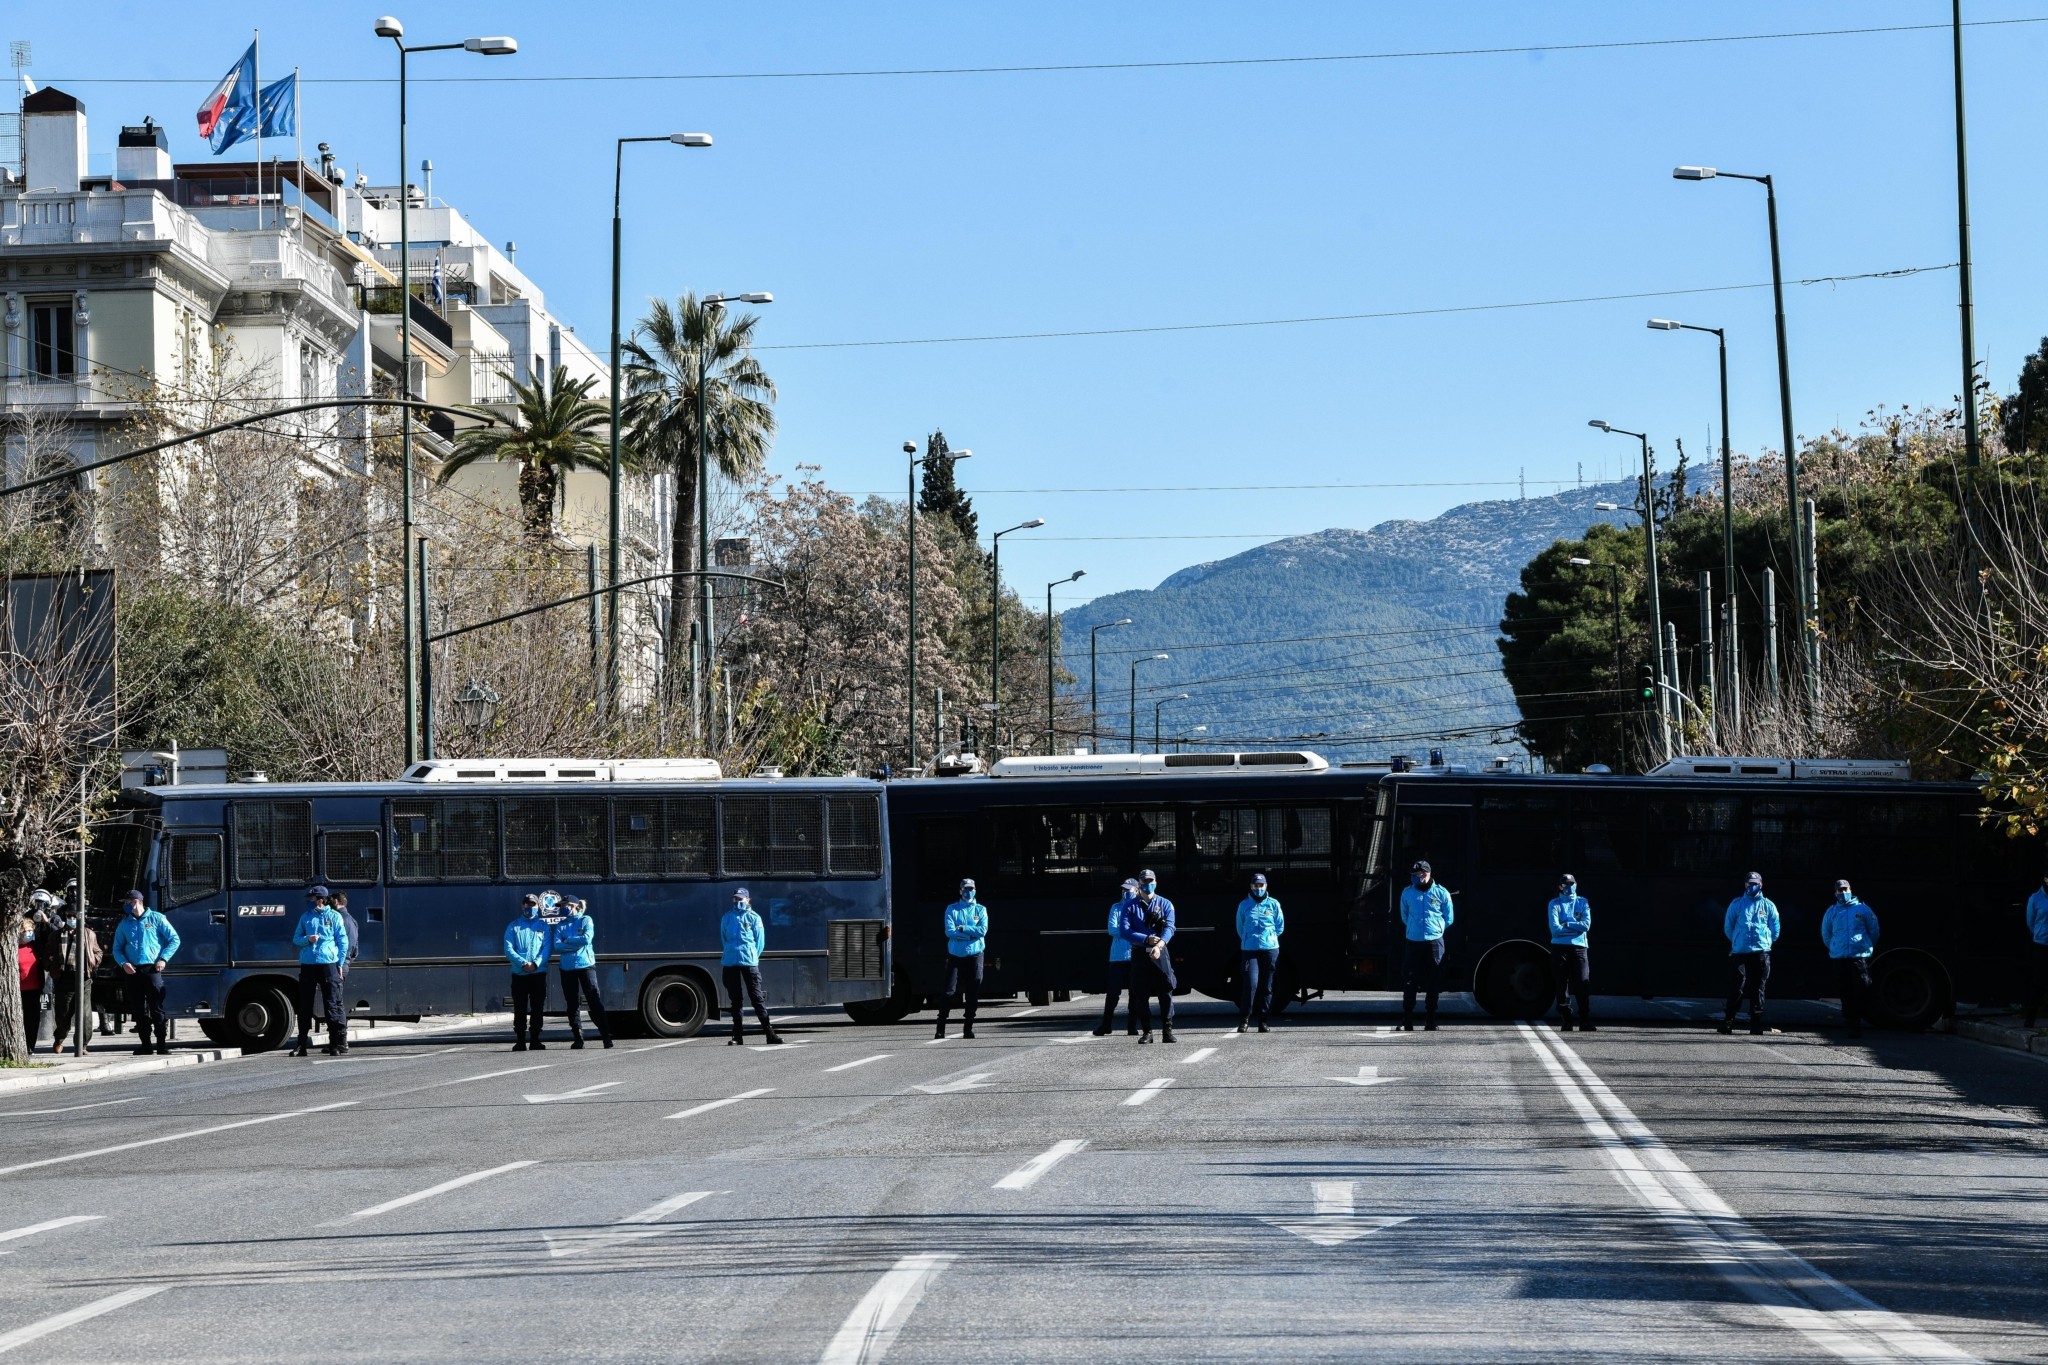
[844,968,919,1024]
[224,981,295,1053]
[1474,942,1555,1020]
[1868,950,1952,1031]
[196,1019,234,1045]
[640,970,713,1039]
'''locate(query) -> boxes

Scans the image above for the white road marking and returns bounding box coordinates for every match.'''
[543,1190,719,1258]
[0,1216,101,1254]
[627,1039,692,1053]
[311,1046,463,1066]
[1179,1047,1218,1064]
[1761,1047,1815,1067]
[1517,1024,1980,1364]
[1122,1078,1175,1106]
[744,1039,813,1052]
[348,1160,539,1220]
[522,1081,624,1105]
[666,1087,774,1120]
[1049,1032,1096,1044]
[0,1098,140,1117]
[0,1101,357,1179]
[1328,1065,1402,1087]
[993,1139,1086,1191]
[0,1286,165,1355]
[913,1074,996,1095]
[408,1064,551,1093]
[825,1054,892,1073]
[1262,1180,1413,1246]
[1008,1006,1043,1017]
[1355,1028,1414,1039]
[818,1253,955,1365]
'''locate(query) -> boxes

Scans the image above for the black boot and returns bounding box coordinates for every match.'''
[1256,1020,1271,1034]
[764,1030,785,1045]
[962,1023,976,1040]
[530,1038,547,1050]
[289,1036,311,1058]
[571,1035,585,1050]
[1716,1018,1734,1035]
[1579,1021,1598,1033]
[1161,1025,1176,1043]
[1423,1014,1439,1032]
[1558,1017,1575,1032]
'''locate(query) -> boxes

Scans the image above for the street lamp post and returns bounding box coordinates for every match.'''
[1176,724,1208,753]
[1089,618,1131,754]
[375,16,518,766]
[695,291,772,750]
[1648,317,1739,734]
[1589,420,1670,760]
[1153,693,1190,754]
[1129,654,1169,754]
[907,442,970,775]
[1045,570,1084,754]
[1568,556,1625,749]
[1674,164,1816,715]
[608,131,711,721]
[988,517,1045,752]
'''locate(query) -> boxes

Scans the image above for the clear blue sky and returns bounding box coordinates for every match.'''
[27,2,2048,610]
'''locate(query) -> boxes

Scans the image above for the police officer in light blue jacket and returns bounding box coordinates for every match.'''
[1094,879,1140,1038]
[1399,861,1454,1031]
[1547,873,1594,1033]
[720,888,781,1045]
[289,886,351,1057]
[111,889,179,1056]
[553,898,612,1050]
[1720,871,1781,1035]
[2024,872,2048,1029]
[1820,879,1879,1037]
[504,894,554,1051]
[1235,874,1284,1033]
[936,879,988,1040]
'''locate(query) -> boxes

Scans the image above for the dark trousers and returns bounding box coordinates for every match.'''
[559,967,611,1042]
[1239,949,1279,1024]
[124,968,167,1045]
[1131,949,1176,1030]
[1402,938,1445,1019]
[722,964,772,1037]
[1551,944,1590,1021]
[2025,944,2048,1026]
[1833,956,1872,1031]
[937,953,983,1025]
[1099,959,1134,1032]
[510,973,547,1043]
[297,962,345,1044]
[20,993,42,1050]
[1725,951,1772,1022]
[52,981,82,1049]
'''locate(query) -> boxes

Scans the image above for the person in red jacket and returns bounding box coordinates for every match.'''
[16,913,45,1049]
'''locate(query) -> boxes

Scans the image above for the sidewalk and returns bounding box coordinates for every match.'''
[0,1045,241,1096]
[1950,1012,2048,1059]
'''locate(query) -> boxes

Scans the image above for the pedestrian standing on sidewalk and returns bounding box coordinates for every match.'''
[329,892,361,986]
[1094,879,1140,1037]
[553,897,612,1049]
[1120,869,1178,1044]
[720,888,781,1045]
[1719,872,1780,1036]
[1547,874,1594,1033]
[15,913,43,1052]
[1235,874,1284,1034]
[1399,861,1454,1032]
[47,895,101,1055]
[2025,871,2048,1029]
[290,886,351,1058]
[1820,879,1879,1038]
[111,890,179,1055]
[504,893,553,1052]
[936,878,988,1041]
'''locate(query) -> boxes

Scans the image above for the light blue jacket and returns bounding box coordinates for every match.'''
[1107,896,1134,963]
[1400,883,1454,941]
[1724,892,1781,955]
[1820,897,1879,959]
[554,912,596,970]
[111,910,180,968]
[944,898,988,957]
[504,914,553,976]
[1236,895,1285,951]
[2028,888,2048,946]
[292,907,350,966]
[721,907,765,967]
[1547,893,1591,946]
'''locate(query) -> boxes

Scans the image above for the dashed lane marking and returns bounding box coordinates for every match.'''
[543,1190,720,1258]
[818,1253,955,1365]
[1179,1047,1218,1064]
[824,1055,892,1073]
[0,1101,358,1179]
[347,1160,539,1220]
[0,1286,165,1355]
[666,1088,775,1121]
[993,1140,1086,1191]
[0,1098,141,1118]
[1121,1078,1175,1107]
[0,1216,101,1254]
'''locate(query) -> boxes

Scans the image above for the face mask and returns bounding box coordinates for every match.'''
[1251,888,1266,900]
[1141,882,1156,894]
[1746,885,1761,896]
[127,903,144,917]
[960,888,976,901]
[734,900,750,912]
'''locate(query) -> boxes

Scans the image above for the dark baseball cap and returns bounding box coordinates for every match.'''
[1139,868,1158,881]
[307,885,331,899]
[1411,860,1431,874]
[123,889,144,902]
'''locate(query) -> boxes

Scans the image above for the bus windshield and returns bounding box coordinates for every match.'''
[85,819,149,910]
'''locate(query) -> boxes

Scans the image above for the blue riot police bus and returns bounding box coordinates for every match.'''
[88,759,891,1050]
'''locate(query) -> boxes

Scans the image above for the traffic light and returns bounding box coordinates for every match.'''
[1637,662,1656,701]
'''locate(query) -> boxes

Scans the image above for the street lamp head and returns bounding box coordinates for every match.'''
[1673,165,1717,180]
[462,36,518,55]
[1150,653,1171,662]
[1066,570,1086,583]
[1113,618,1133,627]
[903,441,917,455]
[734,291,773,304]
[1587,420,1610,432]
[1594,501,1621,511]
[1022,518,1046,529]
[669,132,713,147]
[1174,693,1191,702]
[1647,319,1683,330]
[947,449,971,460]
[1569,557,1594,566]
[374,16,404,39]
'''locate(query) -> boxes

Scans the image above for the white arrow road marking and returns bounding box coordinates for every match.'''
[523,1081,624,1105]
[0,1285,165,1355]
[543,1190,719,1258]
[818,1253,955,1365]
[666,1087,774,1120]
[825,1054,892,1073]
[1262,1181,1413,1246]
[0,1101,357,1179]
[1122,1078,1175,1106]
[347,1161,539,1220]
[0,1216,101,1254]
[1328,1066,1402,1087]
[0,1098,140,1117]
[1179,1047,1218,1064]
[913,1073,996,1095]
[994,1140,1086,1191]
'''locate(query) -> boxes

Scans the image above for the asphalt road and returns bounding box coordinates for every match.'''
[0,995,2043,1363]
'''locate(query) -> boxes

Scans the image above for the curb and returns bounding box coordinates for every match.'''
[0,1048,242,1096]
[1955,1017,2048,1059]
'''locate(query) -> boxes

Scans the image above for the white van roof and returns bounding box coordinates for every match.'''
[397,758,723,783]
[987,751,1329,779]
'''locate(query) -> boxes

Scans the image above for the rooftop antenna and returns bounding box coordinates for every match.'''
[7,41,30,180]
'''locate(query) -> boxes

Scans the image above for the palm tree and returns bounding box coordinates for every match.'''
[622,293,778,696]
[439,366,611,542]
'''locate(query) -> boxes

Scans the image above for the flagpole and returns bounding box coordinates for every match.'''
[252,29,263,229]
[293,66,303,248]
